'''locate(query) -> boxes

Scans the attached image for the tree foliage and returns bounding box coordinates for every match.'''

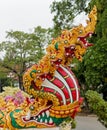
[84,0,107,87]
[50,0,89,36]
[83,38,107,87]
[0,26,50,89]
[73,0,107,99]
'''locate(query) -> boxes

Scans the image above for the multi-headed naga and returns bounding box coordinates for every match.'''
[0,6,97,129]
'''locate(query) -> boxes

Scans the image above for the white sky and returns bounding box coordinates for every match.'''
[0,0,56,41]
[0,0,87,41]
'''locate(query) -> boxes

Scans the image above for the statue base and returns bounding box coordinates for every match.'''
[0,128,59,130]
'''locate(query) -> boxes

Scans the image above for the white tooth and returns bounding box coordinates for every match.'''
[33,117,36,120]
[45,119,48,123]
[38,115,40,119]
[42,112,45,117]
[46,111,49,117]
[42,78,45,81]
[49,118,53,124]
[66,53,69,56]
[25,111,31,120]
[77,38,80,41]
[56,64,59,67]
[40,119,43,123]
[36,76,39,79]
[86,43,88,46]
[89,33,92,37]
[71,46,74,49]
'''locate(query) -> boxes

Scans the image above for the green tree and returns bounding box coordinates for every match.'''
[50,0,89,37]
[0,26,49,89]
[75,0,107,100]
[84,39,107,89]
[0,64,12,92]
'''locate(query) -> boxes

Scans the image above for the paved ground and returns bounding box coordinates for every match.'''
[0,115,106,130]
[74,115,106,130]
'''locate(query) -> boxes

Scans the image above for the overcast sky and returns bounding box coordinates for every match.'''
[0,0,87,41]
[0,0,57,41]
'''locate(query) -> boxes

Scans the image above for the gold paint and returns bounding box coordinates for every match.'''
[70,109,74,113]
[61,115,68,118]
[61,86,65,90]
[70,88,76,91]
[64,75,69,79]
[53,90,57,95]
[60,105,68,110]
[55,114,62,118]
[66,98,70,102]
[50,109,55,113]
[60,111,65,115]
[50,77,55,82]
[55,111,59,114]
[50,113,55,117]
[65,110,70,114]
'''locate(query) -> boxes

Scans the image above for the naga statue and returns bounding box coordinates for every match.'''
[0,6,97,130]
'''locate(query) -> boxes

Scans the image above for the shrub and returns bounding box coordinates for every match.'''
[85,90,107,127]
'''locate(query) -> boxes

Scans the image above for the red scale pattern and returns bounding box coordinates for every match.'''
[47,73,71,104]
[57,66,80,101]
[43,87,63,105]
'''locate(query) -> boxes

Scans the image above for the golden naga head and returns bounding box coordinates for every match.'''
[23,6,97,91]
[46,6,97,62]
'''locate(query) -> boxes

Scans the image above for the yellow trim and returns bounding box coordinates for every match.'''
[70,88,76,91]
[53,90,57,94]
[66,98,70,102]
[64,75,69,79]
[61,86,65,90]
[50,77,55,82]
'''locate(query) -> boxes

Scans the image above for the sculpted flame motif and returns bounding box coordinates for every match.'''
[0,6,97,129]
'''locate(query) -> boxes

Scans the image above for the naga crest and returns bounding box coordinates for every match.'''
[0,6,97,129]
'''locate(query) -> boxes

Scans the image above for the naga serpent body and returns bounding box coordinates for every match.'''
[0,6,97,129]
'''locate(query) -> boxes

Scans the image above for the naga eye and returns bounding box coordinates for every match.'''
[51,55,55,59]
[37,70,41,73]
[64,40,68,44]
[30,105,35,111]
[79,30,83,34]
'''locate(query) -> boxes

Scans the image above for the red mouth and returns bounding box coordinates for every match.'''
[22,105,55,126]
[65,45,75,57]
[78,32,93,47]
[51,59,62,67]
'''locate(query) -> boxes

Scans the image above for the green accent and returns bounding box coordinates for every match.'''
[55,42,59,50]
[37,113,51,123]
[0,110,5,124]
[10,109,36,128]
[50,116,67,126]
[30,70,37,78]
[30,85,32,89]
[10,109,23,128]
